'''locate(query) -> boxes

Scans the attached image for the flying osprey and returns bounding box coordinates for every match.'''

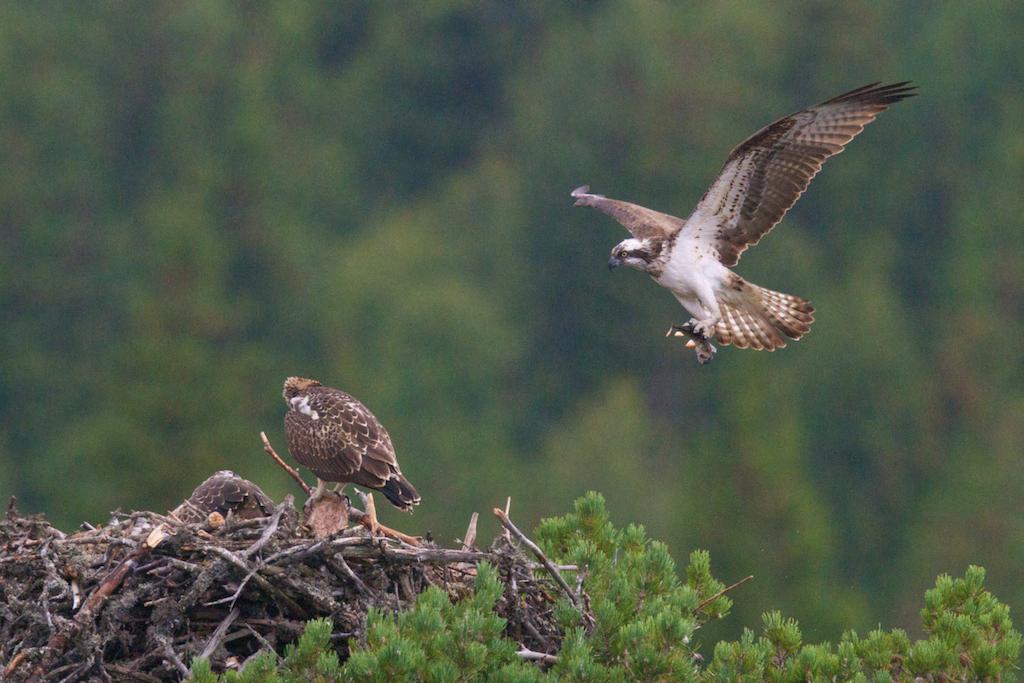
[282,377,420,511]
[573,82,916,363]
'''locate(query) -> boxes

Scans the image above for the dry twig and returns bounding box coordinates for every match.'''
[3,650,29,678]
[25,526,168,683]
[517,647,559,665]
[461,512,479,550]
[241,497,291,559]
[159,636,190,678]
[260,431,311,496]
[200,607,240,660]
[353,490,422,546]
[202,545,308,617]
[696,574,754,612]
[493,507,594,629]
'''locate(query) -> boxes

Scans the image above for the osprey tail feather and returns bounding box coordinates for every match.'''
[376,474,421,512]
[715,282,815,351]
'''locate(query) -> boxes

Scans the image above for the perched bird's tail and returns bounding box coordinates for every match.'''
[377,474,421,512]
[715,281,815,351]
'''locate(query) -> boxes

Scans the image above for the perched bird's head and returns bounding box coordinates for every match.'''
[283,376,321,401]
[608,238,661,273]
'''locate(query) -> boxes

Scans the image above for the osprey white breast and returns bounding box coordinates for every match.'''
[289,395,319,420]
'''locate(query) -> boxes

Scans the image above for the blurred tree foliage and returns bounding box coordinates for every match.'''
[1,1,1022,643]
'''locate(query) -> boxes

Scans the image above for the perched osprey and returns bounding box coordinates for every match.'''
[574,82,916,363]
[282,377,421,511]
[172,470,274,523]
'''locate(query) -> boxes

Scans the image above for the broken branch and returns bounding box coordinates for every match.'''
[260,431,311,496]
[696,574,754,612]
[25,527,166,683]
[353,490,422,546]
[493,507,593,628]
[517,647,559,665]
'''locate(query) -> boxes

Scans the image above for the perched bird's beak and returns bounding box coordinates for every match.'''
[608,255,622,270]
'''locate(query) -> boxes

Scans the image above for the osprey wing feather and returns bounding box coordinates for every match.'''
[571,185,684,239]
[690,82,917,266]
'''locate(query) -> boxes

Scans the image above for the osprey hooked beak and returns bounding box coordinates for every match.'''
[608,255,623,270]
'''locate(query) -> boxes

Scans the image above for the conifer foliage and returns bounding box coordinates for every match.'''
[189,494,1020,681]
[706,566,1021,681]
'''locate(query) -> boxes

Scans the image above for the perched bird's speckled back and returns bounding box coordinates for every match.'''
[282,377,421,511]
[172,470,274,523]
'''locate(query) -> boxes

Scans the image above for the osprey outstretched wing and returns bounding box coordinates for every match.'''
[691,82,917,267]
[570,186,684,240]
[574,82,916,363]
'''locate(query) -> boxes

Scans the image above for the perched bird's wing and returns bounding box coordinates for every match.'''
[173,471,274,522]
[337,403,423,509]
[285,390,360,479]
[284,383,421,510]
[285,387,399,483]
[689,82,917,266]
[571,185,685,239]
[347,423,421,510]
[338,396,401,482]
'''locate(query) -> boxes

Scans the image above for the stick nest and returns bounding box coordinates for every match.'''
[0,495,562,681]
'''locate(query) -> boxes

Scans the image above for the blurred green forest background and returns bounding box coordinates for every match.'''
[2,1,1022,648]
